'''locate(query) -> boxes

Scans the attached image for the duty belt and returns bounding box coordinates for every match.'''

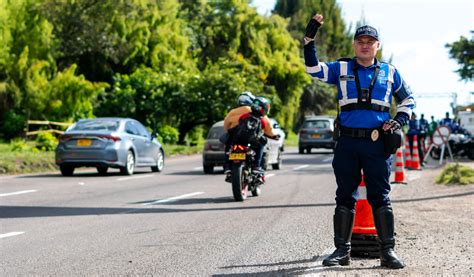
[340,126,382,142]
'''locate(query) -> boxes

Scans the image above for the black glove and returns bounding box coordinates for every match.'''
[305,18,321,39]
[258,135,268,145]
[384,119,401,132]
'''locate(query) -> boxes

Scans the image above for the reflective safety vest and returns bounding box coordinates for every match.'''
[304,43,415,129]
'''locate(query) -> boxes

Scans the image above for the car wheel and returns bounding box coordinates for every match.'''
[97,166,108,176]
[120,150,135,175]
[272,151,282,170]
[151,149,165,172]
[299,147,304,154]
[203,164,214,174]
[60,165,74,176]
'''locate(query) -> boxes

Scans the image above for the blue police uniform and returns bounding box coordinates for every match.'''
[304,41,415,211]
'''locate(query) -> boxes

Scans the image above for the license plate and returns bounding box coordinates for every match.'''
[77,139,92,147]
[229,153,246,160]
[312,134,321,138]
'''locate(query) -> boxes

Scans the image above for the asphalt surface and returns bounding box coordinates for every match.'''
[1,148,344,276]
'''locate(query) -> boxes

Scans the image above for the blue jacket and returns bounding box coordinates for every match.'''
[419,118,428,134]
[407,119,420,135]
[304,41,415,129]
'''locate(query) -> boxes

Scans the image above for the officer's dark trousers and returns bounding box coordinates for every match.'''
[332,135,392,210]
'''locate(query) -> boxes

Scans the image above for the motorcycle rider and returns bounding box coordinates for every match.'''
[223,96,279,181]
[222,92,256,177]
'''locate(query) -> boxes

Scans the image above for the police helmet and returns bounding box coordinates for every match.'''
[237,91,255,107]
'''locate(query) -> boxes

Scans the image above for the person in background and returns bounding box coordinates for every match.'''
[419,113,429,154]
[407,113,423,165]
[428,115,438,145]
[439,112,454,131]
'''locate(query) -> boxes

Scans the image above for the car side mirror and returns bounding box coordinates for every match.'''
[151,131,159,139]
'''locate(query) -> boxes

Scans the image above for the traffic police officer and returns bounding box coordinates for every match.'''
[303,14,415,269]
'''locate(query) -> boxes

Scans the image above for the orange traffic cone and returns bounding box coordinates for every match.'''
[411,135,422,170]
[352,176,376,235]
[391,147,407,184]
[351,175,378,257]
[404,135,412,169]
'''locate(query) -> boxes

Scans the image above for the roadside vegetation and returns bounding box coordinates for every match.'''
[436,162,474,185]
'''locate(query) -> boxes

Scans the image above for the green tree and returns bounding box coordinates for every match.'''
[274,0,354,129]
[446,34,474,81]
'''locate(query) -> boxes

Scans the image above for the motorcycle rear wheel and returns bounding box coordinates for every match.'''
[232,163,248,201]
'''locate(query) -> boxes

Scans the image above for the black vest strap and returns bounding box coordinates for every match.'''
[351,59,381,110]
[340,102,390,112]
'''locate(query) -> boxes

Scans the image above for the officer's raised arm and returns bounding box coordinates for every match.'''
[303,14,338,84]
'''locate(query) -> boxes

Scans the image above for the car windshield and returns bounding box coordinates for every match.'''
[207,126,225,139]
[71,120,120,131]
[303,120,330,129]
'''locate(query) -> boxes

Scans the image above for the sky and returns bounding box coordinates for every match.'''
[250,0,474,120]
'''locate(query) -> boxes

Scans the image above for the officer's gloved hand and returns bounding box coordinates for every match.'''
[383,119,401,132]
[304,14,324,45]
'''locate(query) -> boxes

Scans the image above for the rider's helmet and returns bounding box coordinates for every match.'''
[237,91,255,106]
[253,97,270,116]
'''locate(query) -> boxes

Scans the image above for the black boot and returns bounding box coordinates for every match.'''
[373,206,406,269]
[322,206,355,266]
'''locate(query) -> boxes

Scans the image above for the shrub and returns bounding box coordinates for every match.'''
[2,111,27,139]
[10,138,29,152]
[35,132,58,151]
[436,163,474,185]
[158,125,179,144]
[187,126,204,146]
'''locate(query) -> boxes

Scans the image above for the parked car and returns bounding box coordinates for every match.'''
[268,118,286,152]
[202,120,282,174]
[298,116,335,154]
[55,117,165,176]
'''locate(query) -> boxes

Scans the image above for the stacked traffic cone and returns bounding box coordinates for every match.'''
[411,135,422,170]
[352,176,376,235]
[391,147,407,184]
[404,135,412,169]
[351,175,378,257]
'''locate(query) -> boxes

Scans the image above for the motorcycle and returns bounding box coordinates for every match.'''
[429,133,474,160]
[227,144,264,201]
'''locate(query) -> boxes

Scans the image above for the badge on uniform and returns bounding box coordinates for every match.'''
[339,75,355,81]
[371,129,379,141]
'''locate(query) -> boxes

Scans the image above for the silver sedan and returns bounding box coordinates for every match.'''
[55,117,165,176]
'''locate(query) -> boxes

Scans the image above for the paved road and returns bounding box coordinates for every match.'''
[1,149,341,276]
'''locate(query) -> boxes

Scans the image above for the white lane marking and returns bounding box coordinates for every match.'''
[0,190,37,197]
[0,232,25,239]
[322,157,333,163]
[265,173,275,179]
[293,165,309,171]
[117,174,154,181]
[78,182,85,186]
[143,192,204,206]
[193,167,203,171]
